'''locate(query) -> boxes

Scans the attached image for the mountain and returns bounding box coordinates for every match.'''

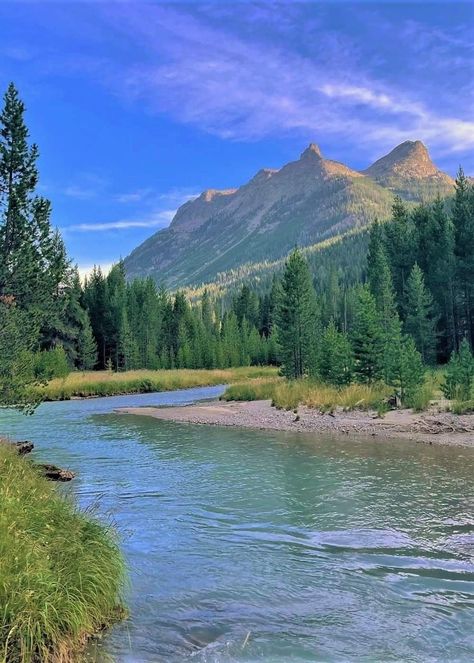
[362,140,454,200]
[123,141,454,288]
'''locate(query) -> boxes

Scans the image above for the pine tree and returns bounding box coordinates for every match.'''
[0,83,39,297]
[322,266,341,326]
[415,198,456,359]
[442,338,474,401]
[351,286,383,384]
[233,285,259,327]
[452,169,474,348]
[0,84,69,325]
[77,313,97,370]
[201,289,214,332]
[275,249,318,379]
[221,312,241,367]
[83,266,108,368]
[367,224,403,384]
[384,197,416,310]
[392,335,425,407]
[106,262,129,369]
[320,320,353,386]
[404,263,437,364]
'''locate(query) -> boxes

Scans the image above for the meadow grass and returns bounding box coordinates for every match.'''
[35,366,278,401]
[0,445,126,663]
[223,378,391,411]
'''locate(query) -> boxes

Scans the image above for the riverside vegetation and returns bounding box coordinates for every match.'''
[0,85,127,662]
[0,444,125,663]
[0,82,473,661]
[36,366,277,401]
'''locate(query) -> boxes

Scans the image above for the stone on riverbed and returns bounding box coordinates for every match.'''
[37,464,75,482]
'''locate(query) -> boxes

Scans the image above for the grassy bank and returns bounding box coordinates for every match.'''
[222,369,450,413]
[35,366,278,401]
[0,445,126,663]
[223,377,392,412]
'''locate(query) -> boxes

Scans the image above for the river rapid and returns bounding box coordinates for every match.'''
[1,385,474,662]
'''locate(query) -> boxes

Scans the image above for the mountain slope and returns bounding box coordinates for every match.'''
[124,141,454,287]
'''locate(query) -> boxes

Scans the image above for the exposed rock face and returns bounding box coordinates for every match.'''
[363,140,454,199]
[171,188,237,232]
[123,141,454,287]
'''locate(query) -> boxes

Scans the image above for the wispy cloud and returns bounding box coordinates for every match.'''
[114,189,151,204]
[64,185,97,200]
[63,188,198,234]
[113,188,197,205]
[96,3,473,155]
[63,173,108,200]
[65,210,175,233]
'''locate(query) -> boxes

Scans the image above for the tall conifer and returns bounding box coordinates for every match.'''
[275,249,317,379]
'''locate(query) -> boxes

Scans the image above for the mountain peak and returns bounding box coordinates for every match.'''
[300,143,323,159]
[387,139,429,160]
[124,140,456,286]
[364,140,442,180]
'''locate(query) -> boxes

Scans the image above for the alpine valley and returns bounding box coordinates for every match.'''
[124,140,454,290]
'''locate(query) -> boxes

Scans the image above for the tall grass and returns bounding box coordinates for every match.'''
[0,445,126,662]
[223,378,390,411]
[34,367,278,401]
[450,400,474,415]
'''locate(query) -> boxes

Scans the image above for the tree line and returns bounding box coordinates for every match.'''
[1,82,473,409]
[83,264,277,371]
[272,177,474,404]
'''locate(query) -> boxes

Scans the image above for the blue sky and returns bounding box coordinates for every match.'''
[0,1,473,273]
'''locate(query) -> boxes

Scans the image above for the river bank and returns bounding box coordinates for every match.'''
[0,441,126,663]
[35,367,277,401]
[2,385,474,661]
[118,398,474,447]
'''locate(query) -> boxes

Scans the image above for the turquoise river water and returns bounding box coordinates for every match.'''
[1,385,474,662]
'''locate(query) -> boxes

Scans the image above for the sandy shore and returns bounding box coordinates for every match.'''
[118,399,474,447]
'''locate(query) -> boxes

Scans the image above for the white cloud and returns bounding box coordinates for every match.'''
[64,185,97,200]
[63,188,199,234]
[66,209,175,232]
[114,188,152,203]
[63,174,108,200]
[98,3,474,156]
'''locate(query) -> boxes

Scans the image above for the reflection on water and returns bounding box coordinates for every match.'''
[1,385,474,662]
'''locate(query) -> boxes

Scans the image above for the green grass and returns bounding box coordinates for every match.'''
[450,400,474,415]
[0,444,126,663]
[223,378,391,411]
[34,367,278,401]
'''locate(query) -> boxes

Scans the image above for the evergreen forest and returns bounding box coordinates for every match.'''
[1,83,473,409]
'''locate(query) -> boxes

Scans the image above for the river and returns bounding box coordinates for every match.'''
[1,385,474,662]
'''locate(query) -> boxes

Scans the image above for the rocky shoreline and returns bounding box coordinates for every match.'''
[0,439,75,481]
[118,399,474,447]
